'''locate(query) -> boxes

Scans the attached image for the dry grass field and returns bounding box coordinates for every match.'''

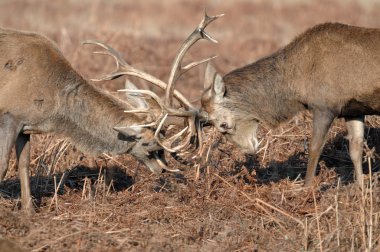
[1,0,380,251]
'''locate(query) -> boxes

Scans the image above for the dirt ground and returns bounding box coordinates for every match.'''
[1,0,380,251]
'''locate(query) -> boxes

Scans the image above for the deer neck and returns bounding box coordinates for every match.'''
[224,53,305,128]
[55,76,145,155]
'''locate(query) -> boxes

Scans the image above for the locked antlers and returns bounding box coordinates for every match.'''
[84,11,222,154]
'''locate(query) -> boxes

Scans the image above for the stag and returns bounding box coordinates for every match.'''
[0,12,221,213]
[201,22,380,188]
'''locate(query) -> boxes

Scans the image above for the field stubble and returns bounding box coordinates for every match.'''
[1,0,380,251]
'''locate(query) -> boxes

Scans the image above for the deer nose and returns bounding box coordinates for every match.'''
[220,122,228,129]
[219,122,233,133]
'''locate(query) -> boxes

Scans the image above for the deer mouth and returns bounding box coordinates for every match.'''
[143,150,179,174]
[226,128,259,155]
[153,151,180,173]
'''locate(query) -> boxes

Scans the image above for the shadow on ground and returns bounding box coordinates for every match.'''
[0,165,134,207]
[232,127,380,186]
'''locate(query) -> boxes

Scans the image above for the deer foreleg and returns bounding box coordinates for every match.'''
[16,133,34,213]
[304,109,335,187]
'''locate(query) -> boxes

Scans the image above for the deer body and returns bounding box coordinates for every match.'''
[202,23,380,188]
[0,28,166,212]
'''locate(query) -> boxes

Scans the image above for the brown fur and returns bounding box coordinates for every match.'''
[0,28,165,212]
[202,23,380,188]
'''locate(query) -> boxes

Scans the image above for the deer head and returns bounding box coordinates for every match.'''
[201,63,260,155]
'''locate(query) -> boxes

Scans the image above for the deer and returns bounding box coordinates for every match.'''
[201,22,380,189]
[0,12,222,213]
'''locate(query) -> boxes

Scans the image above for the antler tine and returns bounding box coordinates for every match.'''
[170,117,197,152]
[199,11,225,43]
[123,109,149,114]
[153,114,177,153]
[164,126,189,145]
[165,117,197,150]
[119,89,194,117]
[154,115,195,153]
[165,11,224,107]
[83,40,195,110]
[83,40,128,66]
[182,55,218,75]
[120,88,197,153]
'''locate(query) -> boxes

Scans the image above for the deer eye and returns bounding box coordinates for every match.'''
[220,122,228,129]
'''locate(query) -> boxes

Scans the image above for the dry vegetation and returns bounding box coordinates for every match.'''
[1,0,380,251]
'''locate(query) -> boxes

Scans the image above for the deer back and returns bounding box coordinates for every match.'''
[201,22,380,155]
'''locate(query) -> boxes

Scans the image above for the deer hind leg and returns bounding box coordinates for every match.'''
[304,109,335,187]
[16,133,34,213]
[345,116,364,189]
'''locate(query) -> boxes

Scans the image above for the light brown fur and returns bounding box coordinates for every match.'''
[0,28,166,213]
[202,23,380,188]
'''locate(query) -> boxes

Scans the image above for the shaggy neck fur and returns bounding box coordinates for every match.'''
[53,72,145,155]
[222,52,305,128]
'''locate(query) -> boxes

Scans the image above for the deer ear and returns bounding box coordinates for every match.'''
[113,126,142,142]
[204,62,218,90]
[204,62,225,99]
[213,74,225,97]
[125,80,148,109]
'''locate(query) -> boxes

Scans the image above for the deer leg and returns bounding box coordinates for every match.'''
[16,133,34,213]
[0,113,22,181]
[304,109,335,187]
[345,116,364,189]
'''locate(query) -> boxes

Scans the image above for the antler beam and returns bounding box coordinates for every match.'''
[82,40,195,110]
[165,11,224,107]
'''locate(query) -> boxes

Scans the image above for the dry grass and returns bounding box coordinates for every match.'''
[1,0,380,251]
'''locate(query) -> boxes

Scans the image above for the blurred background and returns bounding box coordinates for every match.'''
[1,1,380,251]
[2,0,380,98]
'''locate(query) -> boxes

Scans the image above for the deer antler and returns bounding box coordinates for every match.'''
[84,10,222,154]
[82,40,195,110]
[161,11,223,153]
[165,11,223,107]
